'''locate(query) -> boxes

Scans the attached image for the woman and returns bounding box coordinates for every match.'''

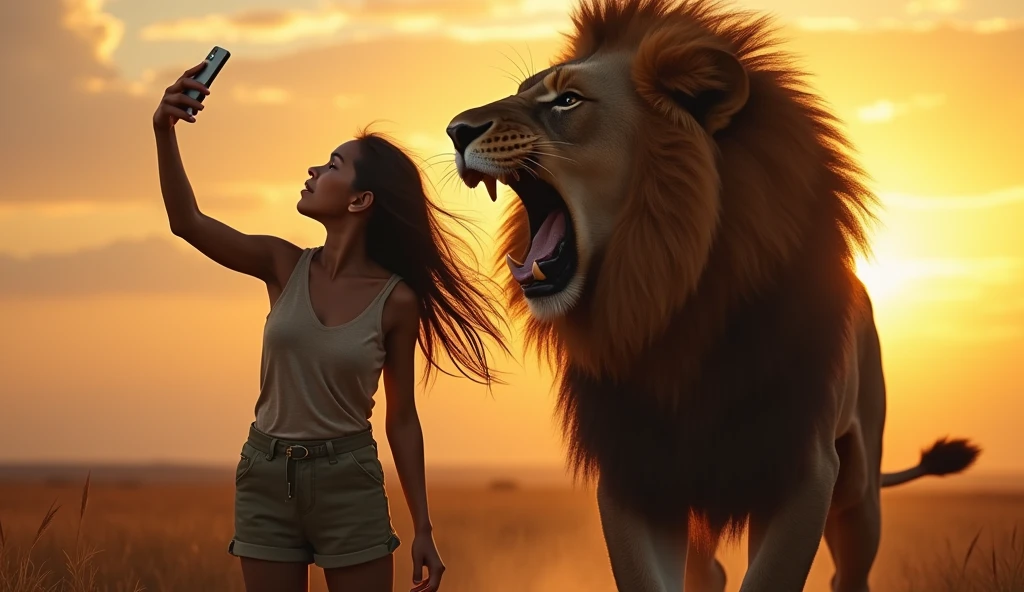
[152,62,509,592]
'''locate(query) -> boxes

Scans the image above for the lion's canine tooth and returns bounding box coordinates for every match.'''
[532,261,546,281]
[505,253,524,275]
[484,176,498,202]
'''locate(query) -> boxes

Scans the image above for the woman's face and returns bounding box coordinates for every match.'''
[297,140,373,221]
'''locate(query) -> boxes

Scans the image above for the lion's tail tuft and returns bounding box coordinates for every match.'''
[880,437,982,488]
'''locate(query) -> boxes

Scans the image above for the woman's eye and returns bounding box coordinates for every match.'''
[328,163,336,170]
[553,92,582,108]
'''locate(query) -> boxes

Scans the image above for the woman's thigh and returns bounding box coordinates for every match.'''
[240,558,309,592]
[324,553,394,592]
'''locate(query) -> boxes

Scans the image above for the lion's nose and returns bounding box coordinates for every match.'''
[446,121,493,155]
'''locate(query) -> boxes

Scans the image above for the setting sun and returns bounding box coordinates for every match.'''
[854,255,908,303]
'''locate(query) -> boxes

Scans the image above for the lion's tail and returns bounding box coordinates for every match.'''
[880,437,982,488]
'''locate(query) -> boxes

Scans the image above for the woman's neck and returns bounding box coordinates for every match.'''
[319,224,372,280]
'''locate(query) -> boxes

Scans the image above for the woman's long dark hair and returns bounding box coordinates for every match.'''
[352,129,511,387]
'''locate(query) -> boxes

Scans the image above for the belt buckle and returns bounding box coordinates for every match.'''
[285,445,310,460]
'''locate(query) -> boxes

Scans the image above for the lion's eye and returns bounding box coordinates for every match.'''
[552,91,583,109]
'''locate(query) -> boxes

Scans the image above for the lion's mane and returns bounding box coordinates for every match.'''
[496,0,877,545]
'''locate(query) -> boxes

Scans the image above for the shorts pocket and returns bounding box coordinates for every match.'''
[235,444,257,483]
[348,447,384,486]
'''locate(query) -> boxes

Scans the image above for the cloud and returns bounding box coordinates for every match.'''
[327,0,498,20]
[906,0,964,15]
[129,0,578,47]
[857,256,1020,285]
[0,0,153,204]
[887,18,1024,32]
[0,0,565,207]
[122,0,1024,45]
[918,322,1022,343]
[879,186,1024,210]
[857,93,946,123]
[0,237,255,299]
[854,255,1023,336]
[140,9,350,44]
[231,85,292,105]
[792,16,1024,33]
[973,17,1019,32]
[332,94,366,110]
[446,21,566,42]
[79,68,157,97]
[0,0,117,81]
[61,0,124,63]
[3,0,1022,214]
[796,17,863,31]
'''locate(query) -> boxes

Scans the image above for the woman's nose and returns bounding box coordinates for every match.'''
[307,167,317,178]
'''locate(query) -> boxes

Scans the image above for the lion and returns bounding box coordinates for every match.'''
[446,0,981,590]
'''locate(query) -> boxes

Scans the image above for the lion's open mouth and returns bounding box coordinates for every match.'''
[459,160,578,298]
[505,171,577,298]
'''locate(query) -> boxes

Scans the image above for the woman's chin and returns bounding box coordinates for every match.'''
[296,203,330,224]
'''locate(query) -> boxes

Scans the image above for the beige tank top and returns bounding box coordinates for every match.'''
[253,247,402,440]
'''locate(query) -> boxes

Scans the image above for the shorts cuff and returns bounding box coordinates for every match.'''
[315,534,401,569]
[228,539,313,564]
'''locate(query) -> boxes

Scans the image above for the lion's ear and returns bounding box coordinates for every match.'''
[634,34,749,134]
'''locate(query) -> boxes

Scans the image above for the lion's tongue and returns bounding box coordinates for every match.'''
[509,210,566,284]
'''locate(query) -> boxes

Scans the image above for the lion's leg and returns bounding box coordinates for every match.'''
[684,542,726,592]
[825,430,883,591]
[741,437,839,592]
[597,476,688,592]
[824,495,880,592]
[825,319,885,592]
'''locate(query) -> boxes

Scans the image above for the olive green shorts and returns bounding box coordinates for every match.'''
[227,423,401,568]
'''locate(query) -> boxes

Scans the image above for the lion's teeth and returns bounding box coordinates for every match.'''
[484,176,498,202]
[532,261,546,281]
[501,251,520,272]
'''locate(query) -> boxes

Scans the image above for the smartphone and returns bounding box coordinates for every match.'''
[185,46,230,116]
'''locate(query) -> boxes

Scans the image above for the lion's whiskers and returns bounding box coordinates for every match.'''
[523,157,556,180]
[490,65,525,87]
[420,152,457,170]
[509,45,533,83]
[436,164,464,196]
[531,150,580,167]
[497,50,528,86]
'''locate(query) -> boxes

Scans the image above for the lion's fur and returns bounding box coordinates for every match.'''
[497,0,875,380]
[494,0,879,543]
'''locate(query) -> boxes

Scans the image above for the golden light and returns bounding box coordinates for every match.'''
[854,255,910,303]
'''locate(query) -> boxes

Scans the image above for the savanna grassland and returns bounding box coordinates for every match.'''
[1,473,1022,592]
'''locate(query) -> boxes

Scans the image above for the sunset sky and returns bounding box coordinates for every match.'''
[0,0,1021,478]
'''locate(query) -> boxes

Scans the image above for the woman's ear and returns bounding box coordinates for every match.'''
[348,190,375,213]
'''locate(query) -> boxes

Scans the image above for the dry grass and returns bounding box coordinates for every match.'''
[904,525,1024,592]
[0,474,1021,592]
[0,473,144,592]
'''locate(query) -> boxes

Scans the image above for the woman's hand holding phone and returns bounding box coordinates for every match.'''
[153,62,211,131]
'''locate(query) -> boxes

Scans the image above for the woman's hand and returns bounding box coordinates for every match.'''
[410,531,445,592]
[153,61,210,131]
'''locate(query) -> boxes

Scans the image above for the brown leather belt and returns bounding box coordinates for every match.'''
[244,422,376,499]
